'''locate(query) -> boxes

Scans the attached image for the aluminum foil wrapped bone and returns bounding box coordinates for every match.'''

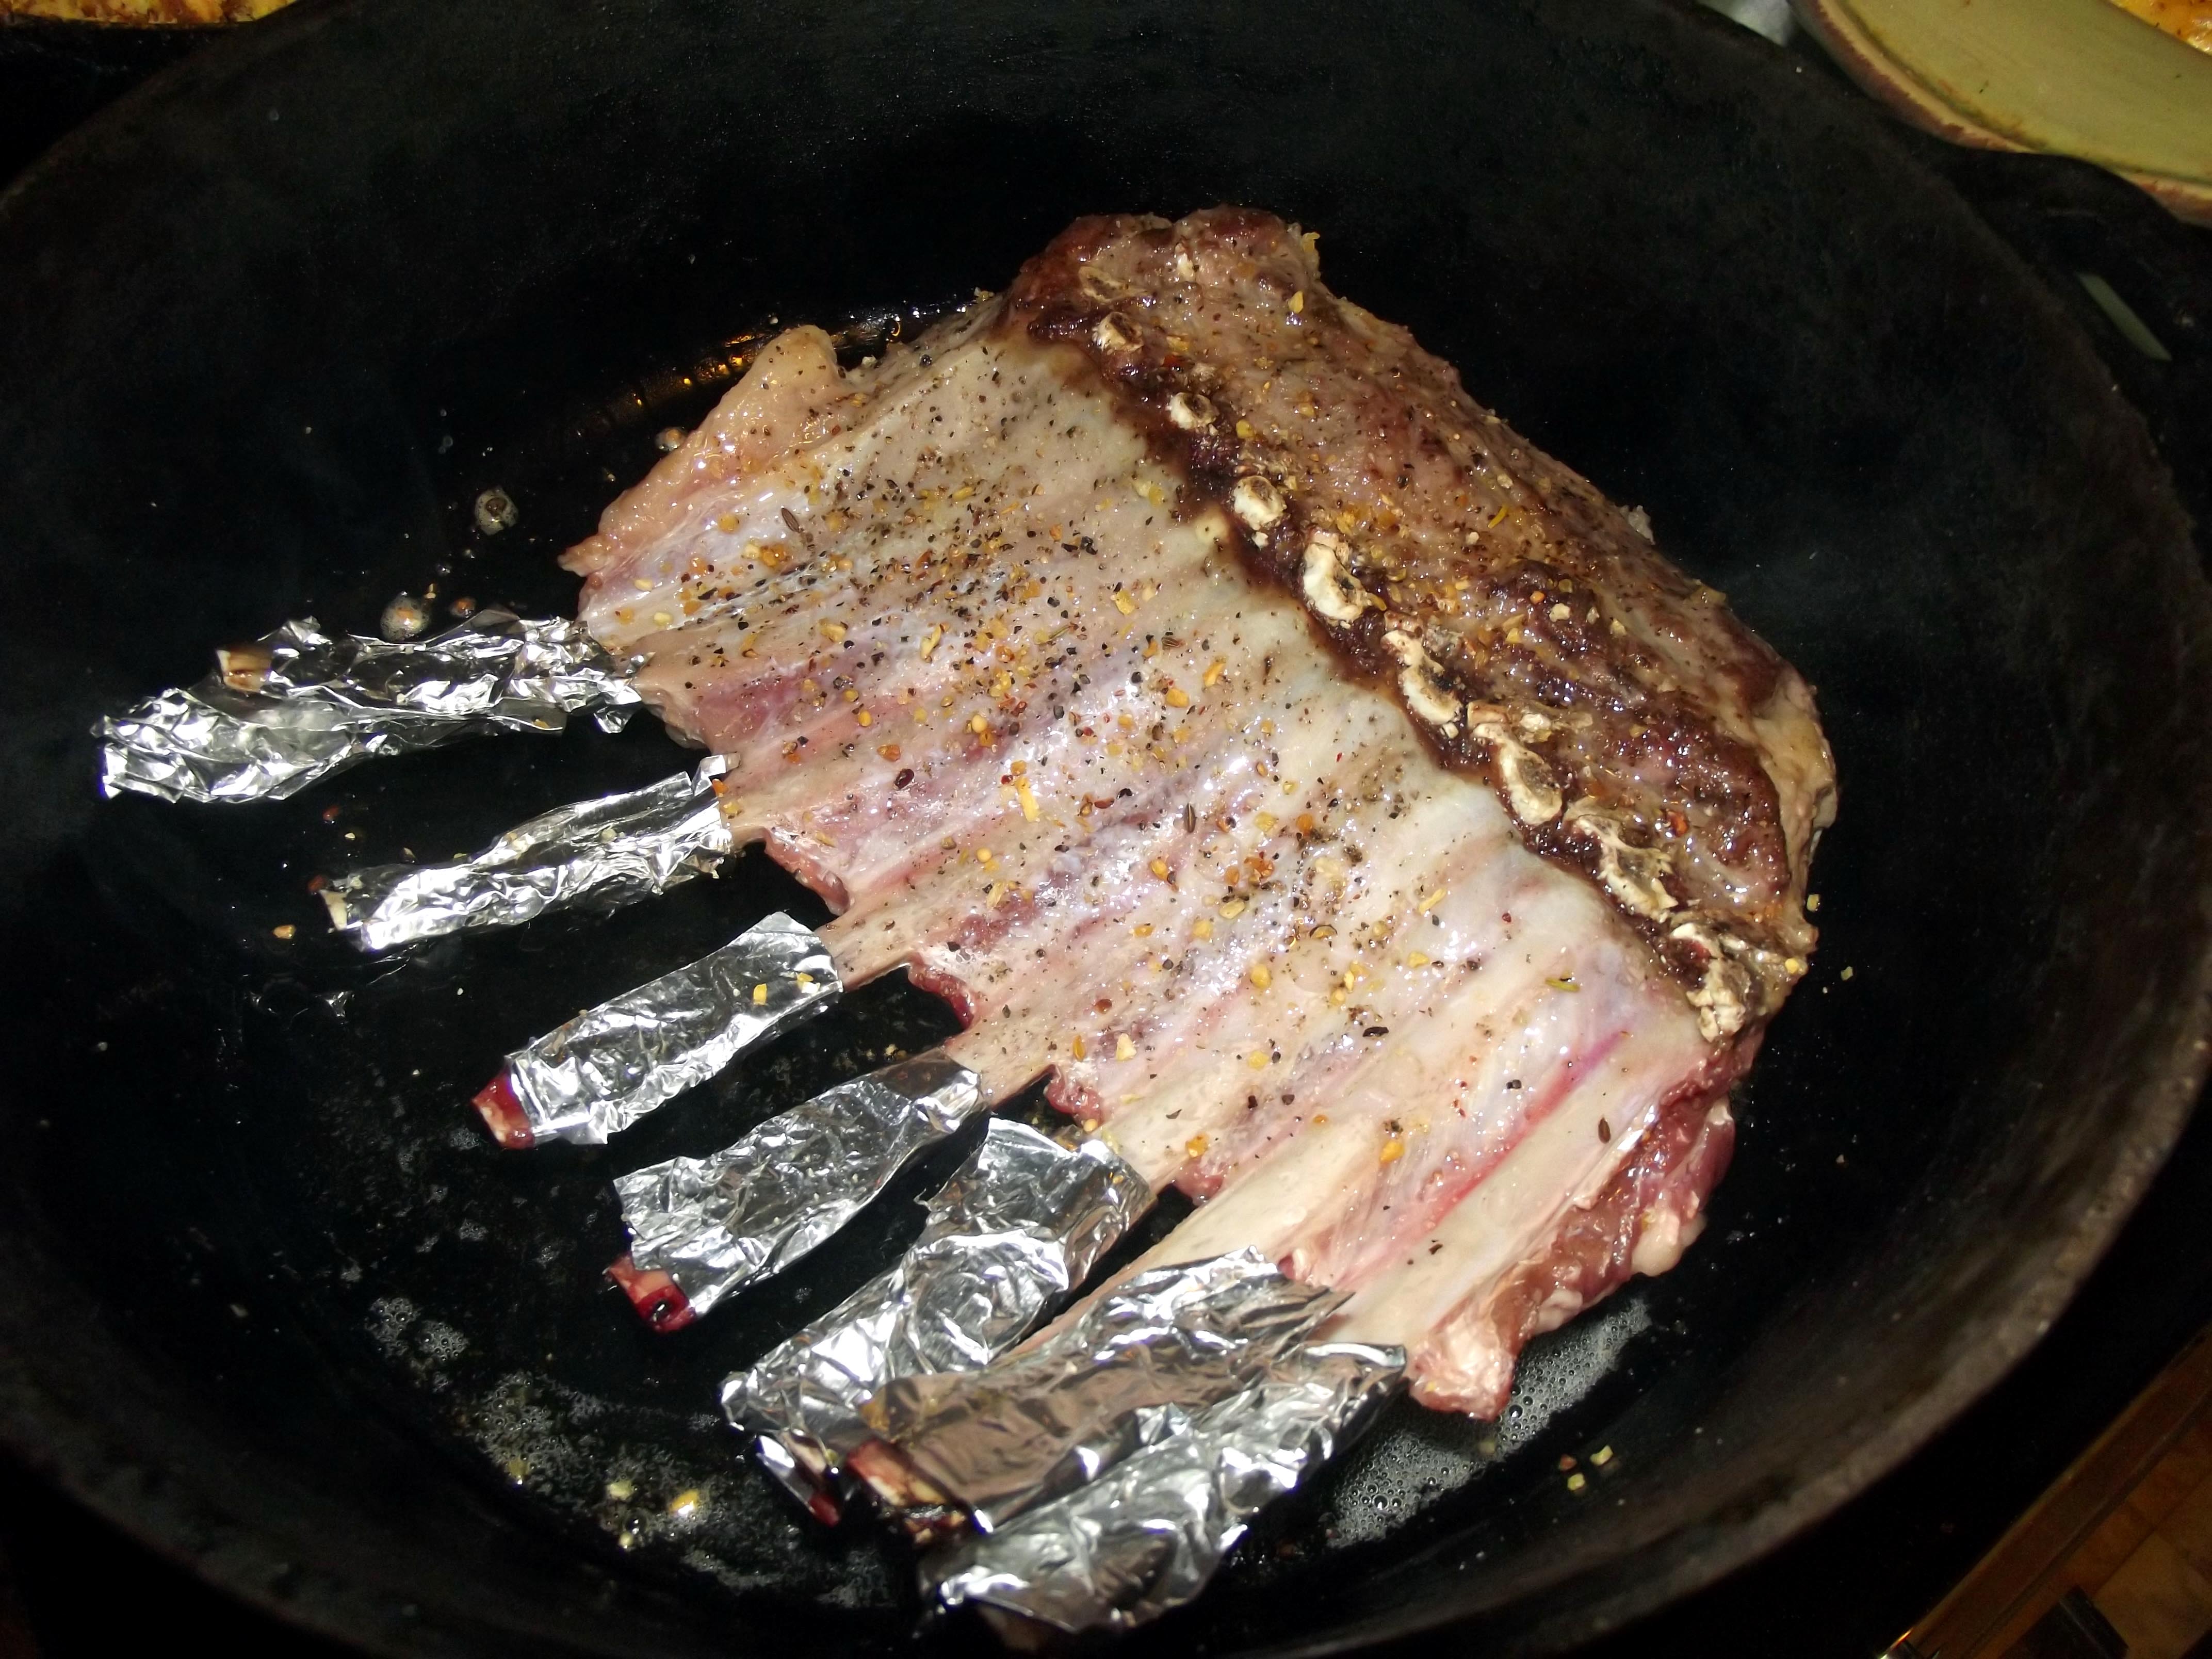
[496,912,838,1146]
[615,1051,987,1318]
[849,1250,1343,1542]
[96,611,643,804]
[323,757,737,952]
[932,1340,1403,1636]
[724,1118,1151,1519]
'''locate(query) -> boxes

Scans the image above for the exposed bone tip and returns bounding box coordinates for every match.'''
[470,1070,536,1150]
[1470,714,1562,825]
[1092,311,1140,353]
[606,1255,695,1331]
[1301,530,1374,624]
[1669,922,1752,1041]
[215,643,272,694]
[1379,628,1469,740]
[1230,474,1286,536]
[1166,391,1216,431]
[1567,808,1679,919]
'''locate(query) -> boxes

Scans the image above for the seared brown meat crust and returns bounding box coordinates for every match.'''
[1003,209,1836,1042]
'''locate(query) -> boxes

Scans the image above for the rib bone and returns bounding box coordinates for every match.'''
[547,208,1826,1422]
[471,911,838,1148]
[603,1051,982,1327]
[327,758,736,952]
[724,1118,1149,1516]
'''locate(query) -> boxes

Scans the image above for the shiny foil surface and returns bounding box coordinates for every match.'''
[856,1250,1343,1537]
[96,611,642,804]
[931,1341,1404,1635]
[724,1118,1151,1514]
[616,1051,986,1316]
[502,911,838,1146]
[324,758,737,952]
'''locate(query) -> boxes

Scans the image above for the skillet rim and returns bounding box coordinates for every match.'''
[1,0,2207,1652]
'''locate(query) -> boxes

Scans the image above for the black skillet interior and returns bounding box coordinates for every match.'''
[2,1,2208,1654]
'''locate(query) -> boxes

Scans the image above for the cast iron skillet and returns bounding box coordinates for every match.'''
[1,1,2207,1653]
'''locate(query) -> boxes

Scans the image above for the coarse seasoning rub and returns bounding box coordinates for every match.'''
[564,208,1834,1413]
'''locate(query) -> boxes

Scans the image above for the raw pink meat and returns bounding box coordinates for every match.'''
[563,209,1832,1413]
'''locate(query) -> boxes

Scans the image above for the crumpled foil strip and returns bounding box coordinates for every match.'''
[851,1250,1343,1540]
[493,911,838,1146]
[97,611,642,804]
[931,1340,1405,1636]
[723,1118,1151,1520]
[324,757,737,952]
[615,1050,987,1319]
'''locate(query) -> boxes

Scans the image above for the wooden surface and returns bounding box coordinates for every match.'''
[1905,1325,2212,1658]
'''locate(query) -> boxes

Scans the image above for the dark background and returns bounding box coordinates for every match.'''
[0,11,2206,1656]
